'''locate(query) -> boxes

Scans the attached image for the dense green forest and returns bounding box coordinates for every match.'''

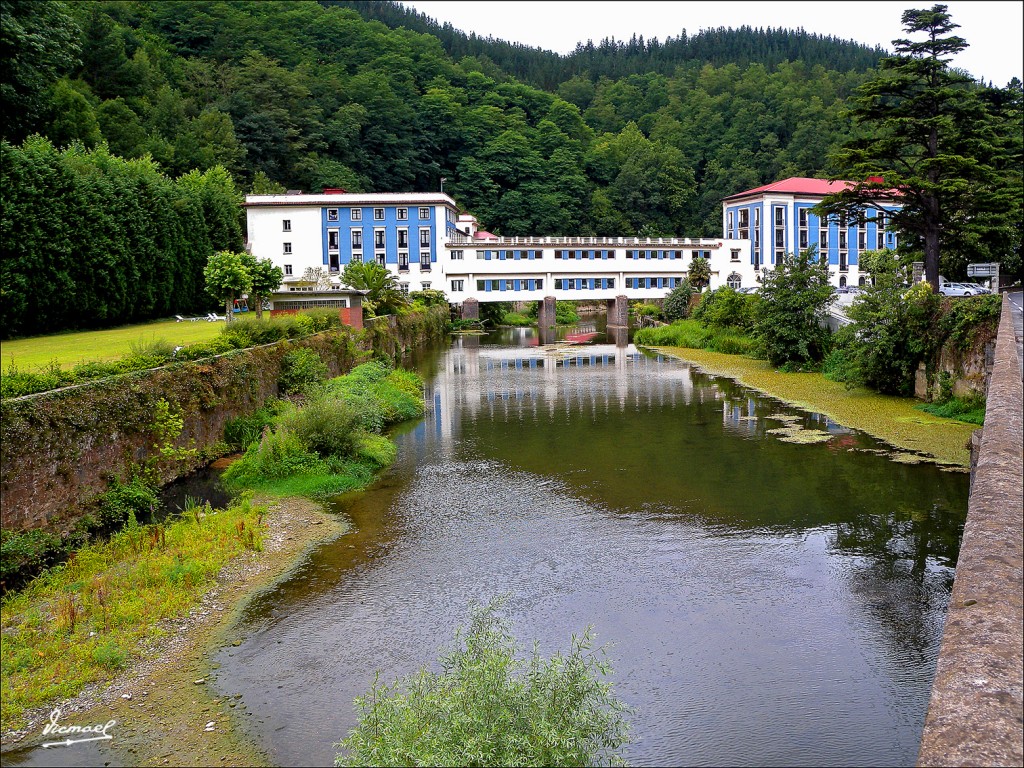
[2,0,884,240]
[327,0,889,88]
[1,0,1019,337]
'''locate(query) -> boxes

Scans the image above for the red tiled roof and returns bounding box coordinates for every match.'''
[474,230,498,239]
[722,177,855,201]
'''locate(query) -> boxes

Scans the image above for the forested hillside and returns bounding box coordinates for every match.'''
[327,0,889,88]
[2,0,876,239]
[2,0,1018,337]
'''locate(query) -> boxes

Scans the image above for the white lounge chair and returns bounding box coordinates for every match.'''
[207,312,226,321]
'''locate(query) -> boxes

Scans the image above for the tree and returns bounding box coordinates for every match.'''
[340,261,408,316]
[832,250,939,395]
[816,4,1013,292]
[687,257,711,291]
[242,253,283,320]
[0,0,82,142]
[204,250,251,322]
[754,247,836,368]
[663,278,693,321]
[335,600,632,767]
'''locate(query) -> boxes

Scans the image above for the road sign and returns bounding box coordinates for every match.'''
[967,263,999,277]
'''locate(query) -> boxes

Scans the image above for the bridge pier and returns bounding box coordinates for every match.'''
[538,295,557,329]
[461,298,479,321]
[607,295,629,328]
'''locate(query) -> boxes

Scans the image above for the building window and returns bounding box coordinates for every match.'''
[399,282,409,294]
[351,252,363,262]
[398,252,409,271]
[327,230,339,250]
[419,251,431,270]
[419,207,430,219]
[727,210,734,236]
[875,211,886,249]
[350,208,361,221]
[374,208,385,221]
[840,275,847,288]
[351,229,362,249]
[283,242,292,254]
[450,250,463,260]
[282,219,291,232]
[284,264,292,275]
[421,282,431,290]
[451,279,464,292]
[730,249,740,262]
[376,252,386,266]
[396,208,408,221]
[419,227,431,248]
[819,216,830,251]
[858,219,867,251]
[329,253,340,273]
[327,209,339,222]
[374,228,385,249]
[799,208,809,250]
[398,228,409,248]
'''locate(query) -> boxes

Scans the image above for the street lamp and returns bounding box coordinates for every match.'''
[440,177,447,194]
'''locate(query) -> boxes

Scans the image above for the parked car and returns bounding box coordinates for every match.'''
[959,282,992,294]
[939,282,978,296]
[736,286,759,294]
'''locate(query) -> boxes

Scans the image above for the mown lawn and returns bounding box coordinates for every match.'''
[1,318,225,371]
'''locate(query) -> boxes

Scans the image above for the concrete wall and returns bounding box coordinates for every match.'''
[0,307,448,533]
[918,294,1023,766]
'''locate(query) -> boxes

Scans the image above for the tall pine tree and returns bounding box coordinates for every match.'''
[817,4,1013,291]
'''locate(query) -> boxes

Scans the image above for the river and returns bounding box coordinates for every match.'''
[208,324,967,767]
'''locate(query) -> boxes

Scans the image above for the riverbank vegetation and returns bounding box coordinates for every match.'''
[222,361,424,498]
[336,600,632,767]
[0,494,267,732]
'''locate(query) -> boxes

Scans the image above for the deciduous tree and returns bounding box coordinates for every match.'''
[204,250,251,322]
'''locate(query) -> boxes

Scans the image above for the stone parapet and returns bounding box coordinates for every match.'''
[918,294,1024,766]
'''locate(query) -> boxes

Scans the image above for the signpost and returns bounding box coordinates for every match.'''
[967,263,999,290]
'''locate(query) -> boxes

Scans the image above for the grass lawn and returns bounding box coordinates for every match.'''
[1,317,226,371]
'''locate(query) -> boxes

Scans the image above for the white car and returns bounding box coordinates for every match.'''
[939,282,978,296]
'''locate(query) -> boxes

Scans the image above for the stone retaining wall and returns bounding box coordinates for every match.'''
[0,308,448,533]
[918,294,1023,766]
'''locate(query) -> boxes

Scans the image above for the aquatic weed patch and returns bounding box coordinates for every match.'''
[0,496,268,732]
[647,347,975,466]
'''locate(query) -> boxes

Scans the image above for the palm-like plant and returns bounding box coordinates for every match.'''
[341,261,409,316]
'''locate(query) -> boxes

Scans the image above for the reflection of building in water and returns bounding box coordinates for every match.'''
[722,397,762,437]
[417,342,727,452]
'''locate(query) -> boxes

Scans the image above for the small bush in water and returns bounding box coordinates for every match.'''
[335,600,632,767]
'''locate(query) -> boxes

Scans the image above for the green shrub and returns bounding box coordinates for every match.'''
[92,477,160,529]
[501,311,533,326]
[938,294,1001,350]
[663,279,693,321]
[916,395,986,425]
[0,529,67,594]
[222,427,326,487]
[176,336,235,360]
[352,433,397,468]
[224,401,285,450]
[281,396,362,458]
[693,286,759,331]
[335,600,632,767]
[279,348,329,394]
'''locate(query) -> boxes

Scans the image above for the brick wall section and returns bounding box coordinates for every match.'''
[918,294,1024,766]
[0,307,447,533]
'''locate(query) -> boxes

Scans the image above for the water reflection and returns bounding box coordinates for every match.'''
[13,323,963,768]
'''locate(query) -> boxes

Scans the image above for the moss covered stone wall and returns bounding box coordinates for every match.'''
[0,307,448,532]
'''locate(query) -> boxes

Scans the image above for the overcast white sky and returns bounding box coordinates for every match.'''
[404,1,1023,86]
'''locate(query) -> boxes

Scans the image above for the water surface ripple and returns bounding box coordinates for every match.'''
[212,330,967,767]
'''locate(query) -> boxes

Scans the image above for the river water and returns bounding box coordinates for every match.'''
[208,324,967,767]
